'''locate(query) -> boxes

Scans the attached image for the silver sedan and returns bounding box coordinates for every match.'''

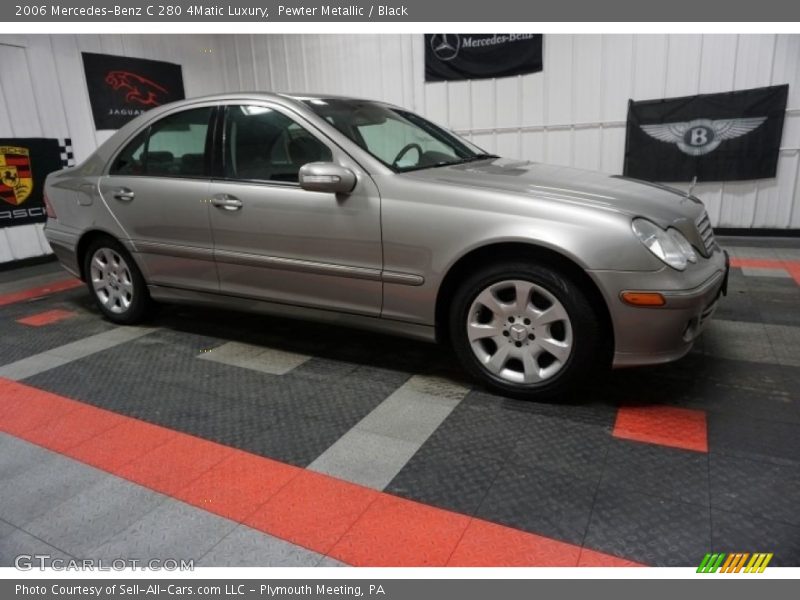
[44,93,728,400]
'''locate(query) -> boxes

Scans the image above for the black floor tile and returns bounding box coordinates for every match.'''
[386,445,504,516]
[711,508,800,567]
[474,462,597,546]
[710,453,800,527]
[708,412,800,464]
[714,288,760,324]
[601,440,710,506]
[509,414,611,483]
[671,381,800,426]
[584,484,710,566]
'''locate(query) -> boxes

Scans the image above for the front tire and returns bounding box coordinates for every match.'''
[83,237,150,324]
[449,261,603,401]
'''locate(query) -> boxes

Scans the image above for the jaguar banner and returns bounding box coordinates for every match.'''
[424,34,543,82]
[623,84,789,182]
[0,138,72,229]
[82,52,185,130]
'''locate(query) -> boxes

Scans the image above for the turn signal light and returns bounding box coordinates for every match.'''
[43,192,57,219]
[621,291,666,307]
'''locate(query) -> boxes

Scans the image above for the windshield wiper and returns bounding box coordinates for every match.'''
[399,153,499,173]
[447,153,499,165]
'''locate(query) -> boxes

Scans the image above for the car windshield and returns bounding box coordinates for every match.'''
[301,98,494,172]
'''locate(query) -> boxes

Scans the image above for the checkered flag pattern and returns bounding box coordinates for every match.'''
[58,138,75,168]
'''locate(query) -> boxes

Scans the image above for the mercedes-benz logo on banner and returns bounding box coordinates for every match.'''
[430,34,461,61]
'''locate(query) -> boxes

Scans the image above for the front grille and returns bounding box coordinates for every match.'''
[695,211,716,255]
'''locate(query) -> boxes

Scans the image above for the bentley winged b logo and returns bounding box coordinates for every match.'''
[0,146,33,206]
[640,117,767,156]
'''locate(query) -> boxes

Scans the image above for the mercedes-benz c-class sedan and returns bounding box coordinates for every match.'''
[44,93,729,400]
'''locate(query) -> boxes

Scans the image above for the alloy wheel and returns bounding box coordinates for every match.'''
[89,247,134,314]
[466,279,573,384]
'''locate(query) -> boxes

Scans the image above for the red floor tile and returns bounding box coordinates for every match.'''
[19,404,126,453]
[0,378,84,434]
[330,494,471,567]
[613,405,708,452]
[174,449,300,521]
[115,434,236,496]
[0,278,82,307]
[69,419,175,471]
[731,257,800,285]
[244,470,379,554]
[578,548,645,567]
[1,377,648,567]
[16,309,77,327]
[448,518,581,567]
[785,262,800,286]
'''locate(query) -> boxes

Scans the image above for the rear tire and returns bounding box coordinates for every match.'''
[83,236,151,325]
[449,261,604,401]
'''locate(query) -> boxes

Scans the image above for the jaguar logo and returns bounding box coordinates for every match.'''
[640,117,767,156]
[0,146,32,206]
[430,34,461,61]
[104,71,169,107]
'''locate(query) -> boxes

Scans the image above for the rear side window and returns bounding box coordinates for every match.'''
[110,107,213,178]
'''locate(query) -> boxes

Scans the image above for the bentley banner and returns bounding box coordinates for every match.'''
[623,84,789,182]
[0,138,72,229]
[82,52,185,130]
[424,34,543,82]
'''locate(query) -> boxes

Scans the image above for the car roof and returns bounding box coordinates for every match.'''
[164,91,387,106]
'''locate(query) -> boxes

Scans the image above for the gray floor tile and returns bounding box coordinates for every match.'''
[741,266,791,278]
[23,475,169,556]
[316,556,348,567]
[309,429,420,490]
[0,527,73,567]
[0,432,57,480]
[700,320,779,365]
[0,519,16,540]
[197,525,323,567]
[0,453,109,527]
[85,499,237,562]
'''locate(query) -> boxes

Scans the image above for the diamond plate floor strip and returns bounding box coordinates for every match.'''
[0,326,158,380]
[197,340,310,375]
[307,374,470,490]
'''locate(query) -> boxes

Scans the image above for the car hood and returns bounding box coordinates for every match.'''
[402,158,705,226]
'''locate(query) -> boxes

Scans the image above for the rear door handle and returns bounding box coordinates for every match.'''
[210,194,243,211]
[112,187,135,202]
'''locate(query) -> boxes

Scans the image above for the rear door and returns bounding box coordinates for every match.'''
[98,105,218,292]
[207,102,383,316]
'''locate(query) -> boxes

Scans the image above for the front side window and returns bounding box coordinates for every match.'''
[303,99,490,172]
[110,107,213,178]
[224,105,332,183]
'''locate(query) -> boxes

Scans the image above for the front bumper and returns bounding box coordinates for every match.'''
[590,248,729,368]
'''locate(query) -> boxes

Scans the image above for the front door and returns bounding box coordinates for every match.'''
[208,103,382,316]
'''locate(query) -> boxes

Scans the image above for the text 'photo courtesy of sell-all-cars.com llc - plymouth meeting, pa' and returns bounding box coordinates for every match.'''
[43,92,729,401]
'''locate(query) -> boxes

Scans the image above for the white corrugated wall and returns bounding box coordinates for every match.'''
[2,33,799,264]
[0,33,232,264]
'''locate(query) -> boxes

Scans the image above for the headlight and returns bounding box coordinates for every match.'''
[667,228,697,264]
[632,218,696,270]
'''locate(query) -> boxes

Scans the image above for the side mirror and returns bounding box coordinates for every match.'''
[298,162,357,194]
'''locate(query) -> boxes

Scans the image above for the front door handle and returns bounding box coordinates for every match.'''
[112,188,135,202]
[210,194,243,211]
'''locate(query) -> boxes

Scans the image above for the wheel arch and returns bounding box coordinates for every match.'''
[76,229,138,282]
[434,241,615,362]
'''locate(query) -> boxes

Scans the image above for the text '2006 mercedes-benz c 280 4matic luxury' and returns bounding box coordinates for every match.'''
[43,93,729,400]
